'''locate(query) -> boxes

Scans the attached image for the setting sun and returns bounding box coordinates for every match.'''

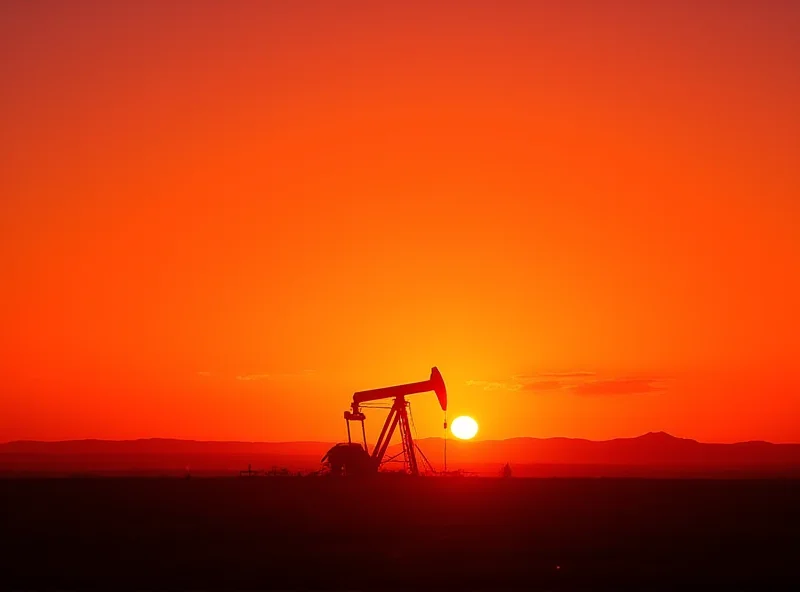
[451,416,479,440]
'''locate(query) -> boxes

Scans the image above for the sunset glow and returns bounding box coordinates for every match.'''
[1,1,798,445]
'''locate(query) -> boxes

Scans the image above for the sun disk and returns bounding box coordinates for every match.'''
[451,416,478,440]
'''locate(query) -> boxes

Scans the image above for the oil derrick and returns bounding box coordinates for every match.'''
[321,367,447,476]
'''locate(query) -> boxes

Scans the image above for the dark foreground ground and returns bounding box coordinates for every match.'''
[2,477,799,590]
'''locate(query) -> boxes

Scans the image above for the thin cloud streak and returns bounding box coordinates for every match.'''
[533,371,596,378]
[467,372,595,392]
[236,370,317,382]
[468,373,670,396]
[236,374,272,381]
[464,380,522,392]
[571,379,667,396]
[522,380,568,392]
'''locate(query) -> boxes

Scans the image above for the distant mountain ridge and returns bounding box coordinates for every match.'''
[402,432,800,466]
[2,432,799,476]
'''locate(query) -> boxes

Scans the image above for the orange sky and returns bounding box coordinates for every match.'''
[1,0,798,444]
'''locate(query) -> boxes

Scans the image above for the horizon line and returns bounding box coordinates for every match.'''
[0,431,793,447]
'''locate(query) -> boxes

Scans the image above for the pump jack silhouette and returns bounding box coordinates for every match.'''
[322,367,447,476]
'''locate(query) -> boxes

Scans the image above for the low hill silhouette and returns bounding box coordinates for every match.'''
[401,432,800,467]
[2,433,799,477]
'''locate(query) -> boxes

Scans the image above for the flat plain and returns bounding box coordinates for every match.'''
[3,477,798,590]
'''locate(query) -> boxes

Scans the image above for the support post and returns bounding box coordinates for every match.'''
[373,407,400,468]
[361,421,369,454]
[398,401,419,476]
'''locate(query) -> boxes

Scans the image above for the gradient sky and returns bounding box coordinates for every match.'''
[2,0,798,444]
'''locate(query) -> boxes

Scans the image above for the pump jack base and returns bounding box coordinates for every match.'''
[321,443,377,477]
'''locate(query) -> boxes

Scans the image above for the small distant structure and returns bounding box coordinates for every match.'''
[501,463,512,478]
[240,463,305,477]
[240,463,264,477]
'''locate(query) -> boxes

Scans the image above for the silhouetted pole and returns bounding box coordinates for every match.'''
[444,411,448,473]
